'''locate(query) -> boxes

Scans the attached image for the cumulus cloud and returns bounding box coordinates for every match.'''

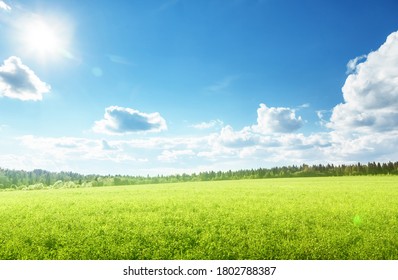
[218,125,259,147]
[0,1,11,11]
[325,130,398,163]
[252,103,303,133]
[198,126,333,167]
[0,56,51,101]
[192,103,310,162]
[346,55,367,74]
[328,31,398,133]
[93,106,167,135]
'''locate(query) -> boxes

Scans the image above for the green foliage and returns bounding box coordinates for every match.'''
[0,177,397,260]
[1,161,398,190]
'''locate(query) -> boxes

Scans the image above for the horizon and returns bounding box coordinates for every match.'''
[1,161,396,178]
[1,0,398,176]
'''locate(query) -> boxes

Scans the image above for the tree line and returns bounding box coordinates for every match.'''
[1,161,398,190]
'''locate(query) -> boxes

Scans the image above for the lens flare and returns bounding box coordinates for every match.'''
[353,215,362,226]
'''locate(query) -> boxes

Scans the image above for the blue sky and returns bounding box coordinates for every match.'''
[1,0,398,175]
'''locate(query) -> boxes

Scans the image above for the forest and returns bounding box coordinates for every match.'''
[1,161,398,190]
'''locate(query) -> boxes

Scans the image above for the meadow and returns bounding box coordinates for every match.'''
[0,176,397,260]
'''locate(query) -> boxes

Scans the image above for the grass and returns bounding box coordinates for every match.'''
[0,176,397,259]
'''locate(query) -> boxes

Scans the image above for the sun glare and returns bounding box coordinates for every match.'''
[20,15,72,60]
[26,21,59,54]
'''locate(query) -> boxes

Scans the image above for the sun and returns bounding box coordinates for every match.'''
[19,15,73,60]
[25,20,60,56]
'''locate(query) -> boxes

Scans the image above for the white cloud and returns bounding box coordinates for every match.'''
[187,104,322,164]
[328,31,398,133]
[18,135,147,164]
[325,131,398,163]
[14,119,398,176]
[346,55,367,74]
[20,136,102,160]
[218,125,259,147]
[0,56,51,101]
[190,119,224,130]
[93,106,167,135]
[197,128,333,169]
[316,110,331,127]
[316,30,398,164]
[252,103,303,133]
[9,135,151,174]
[0,1,11,11]
[157,149,195,162]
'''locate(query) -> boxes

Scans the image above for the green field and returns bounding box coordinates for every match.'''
[0,177,397,260]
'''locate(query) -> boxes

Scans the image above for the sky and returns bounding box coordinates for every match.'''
[1,0,398,176]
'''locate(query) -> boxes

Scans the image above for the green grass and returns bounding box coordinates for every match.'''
[0,177,398,259]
